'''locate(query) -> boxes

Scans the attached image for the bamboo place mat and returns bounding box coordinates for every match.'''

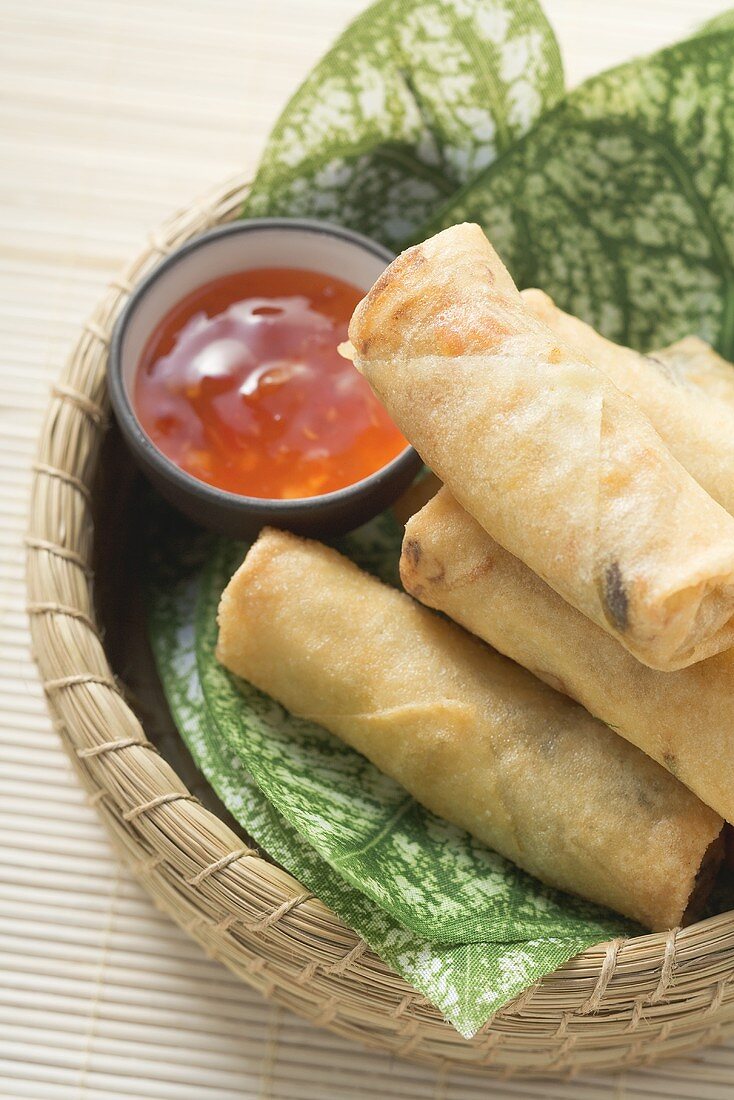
[3,1,734,1096]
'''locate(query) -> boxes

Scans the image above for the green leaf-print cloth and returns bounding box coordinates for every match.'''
[423,26,734,356]
[147,517,630,1039]
[695,9,734,38]
[241,0,564,249]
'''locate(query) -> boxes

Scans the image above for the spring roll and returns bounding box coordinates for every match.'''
[402,487,734,826]
[523,289,734,520]
[346,223,734,671]
[391,347,734,651]
[217,528,723,931]
[654,336,734,408]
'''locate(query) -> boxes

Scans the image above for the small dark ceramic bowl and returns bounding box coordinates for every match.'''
[108,219,421,539]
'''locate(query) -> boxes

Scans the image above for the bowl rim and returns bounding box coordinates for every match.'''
[108,216,419,515]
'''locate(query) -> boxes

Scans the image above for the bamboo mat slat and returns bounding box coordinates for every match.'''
[2,0,733,1096]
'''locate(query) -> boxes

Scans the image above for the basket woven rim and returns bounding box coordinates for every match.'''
[24,173,734,1075]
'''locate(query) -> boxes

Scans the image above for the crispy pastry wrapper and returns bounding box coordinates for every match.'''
[654,335,734,408]
[403,486,734,831]
[346,223,734,671]
[523,289,734,521]
[217,528,723,931]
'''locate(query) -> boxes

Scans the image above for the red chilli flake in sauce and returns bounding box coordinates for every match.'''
[134,268,406,500]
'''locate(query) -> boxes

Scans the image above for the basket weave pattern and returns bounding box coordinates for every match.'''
[26,176,734,1076]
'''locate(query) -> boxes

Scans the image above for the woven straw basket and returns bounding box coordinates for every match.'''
[26,175,734,1078]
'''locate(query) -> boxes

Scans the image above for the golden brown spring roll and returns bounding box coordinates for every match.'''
[390,344,734,528]
[217,528,723,931]
[654,336,734,408]
[523,289,734,520]
[402,487,734,827]
[346,223,734,671]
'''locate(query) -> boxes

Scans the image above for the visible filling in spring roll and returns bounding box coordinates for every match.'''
[217,528,723,931]
[522,289,734,521]
[402,487,734,827]
[345,223,734,671]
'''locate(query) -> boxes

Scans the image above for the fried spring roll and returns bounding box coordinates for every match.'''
[217,529,723,931]
[654,336,734,409]
[389,343,734,527]
[523,290,734,520]
[402,487,734,826]
[346,224,734,671]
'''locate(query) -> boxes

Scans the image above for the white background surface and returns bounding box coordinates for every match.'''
[1,1,733,1096]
